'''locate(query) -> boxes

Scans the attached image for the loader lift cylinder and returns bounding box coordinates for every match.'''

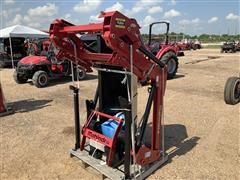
[70,85,81,150]
[137,84,156,148]
[139,45,165,68]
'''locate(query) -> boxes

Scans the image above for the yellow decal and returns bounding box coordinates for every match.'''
[115,18,126,29]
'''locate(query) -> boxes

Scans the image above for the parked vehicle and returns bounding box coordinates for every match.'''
[221,40,237,53]
[147,22,179,79]
[235,41,240,51]
[192,39,202,49]
[14,42,92,88]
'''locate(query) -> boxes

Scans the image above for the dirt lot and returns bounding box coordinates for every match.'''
[0,49,239,179]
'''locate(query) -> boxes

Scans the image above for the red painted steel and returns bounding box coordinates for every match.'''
[80,110,124,166]
[92,110,123,122]
[49,11,167,166]
[0,82,6,113]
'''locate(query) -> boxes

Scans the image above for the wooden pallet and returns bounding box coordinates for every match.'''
[70,149,168,180]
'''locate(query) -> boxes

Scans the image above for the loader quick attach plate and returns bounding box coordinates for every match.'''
[70,147,168,180]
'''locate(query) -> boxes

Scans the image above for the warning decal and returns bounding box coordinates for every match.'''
[115,18,126,29]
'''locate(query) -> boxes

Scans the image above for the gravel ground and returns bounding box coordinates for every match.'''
[0,49,239,179]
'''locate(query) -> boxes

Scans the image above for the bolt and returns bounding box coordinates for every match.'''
[120,42,124,48]
[111,34,115,39]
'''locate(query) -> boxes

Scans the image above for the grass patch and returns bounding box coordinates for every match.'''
[203,45,221,49]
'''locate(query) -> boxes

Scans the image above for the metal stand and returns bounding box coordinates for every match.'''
[69,148,168,180]
[0,107,14,117]
[69,44,168,179]
[9,36,15,68]
[69,85,80,150]
[119,97,132,179]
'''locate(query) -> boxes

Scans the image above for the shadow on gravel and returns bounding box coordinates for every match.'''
[62,123,199,171]
[9,98,52,113]
[62,126,75,136]
[164,125,200,166]
[144,123,199,163]
[62,123,199,158]
[168,74,185,80]
[185,56,220,64]
[167,136,200,159]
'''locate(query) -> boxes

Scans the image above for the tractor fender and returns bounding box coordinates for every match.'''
[155,47,177,59]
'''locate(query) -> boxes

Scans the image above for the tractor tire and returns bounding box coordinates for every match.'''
[160,51,179,79]
[224,76,240,105]
[32,70,49,88]
[74,67,86,81]
[177,51,185,57]
[0,60,5,68]
[13,71,28,84]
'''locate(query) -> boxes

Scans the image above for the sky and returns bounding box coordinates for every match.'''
[1,0,240,35]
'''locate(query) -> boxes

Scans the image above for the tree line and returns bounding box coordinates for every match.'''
[142,32,240,43]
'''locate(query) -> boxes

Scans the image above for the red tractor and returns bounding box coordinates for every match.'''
[176,40,192,51]
[14,39,92,88]
[192,39,201,49]
[147,21,179,79]
[236,41,240,51]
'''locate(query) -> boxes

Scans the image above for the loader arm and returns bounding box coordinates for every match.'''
[49,11,166,84]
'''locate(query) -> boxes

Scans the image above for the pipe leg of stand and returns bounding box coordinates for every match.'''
[124,108,132,179]
[70,85,80,150]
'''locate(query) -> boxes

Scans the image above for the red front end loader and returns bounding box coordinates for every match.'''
[50,11,169,179]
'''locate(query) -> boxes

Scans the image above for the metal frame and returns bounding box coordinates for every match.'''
[69,148,168,180]
[0,107,14,117]
[8,37,14,68]
[148,21,170,46]
[51,11,168,179]
[69,45,167,179]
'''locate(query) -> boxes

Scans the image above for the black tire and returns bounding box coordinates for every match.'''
[13,71,28,84]
[32,70,49,88]
[224,77,240,105]
[74,67,86,81]
[160,51,179,79]
[177,51,185,57]
[0,60,5,68]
